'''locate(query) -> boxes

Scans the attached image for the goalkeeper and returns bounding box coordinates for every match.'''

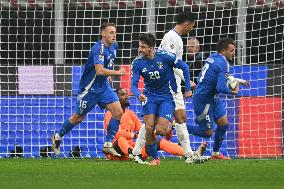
[51,22,126,157]
[104,88,189,162]
[187,38,249,159]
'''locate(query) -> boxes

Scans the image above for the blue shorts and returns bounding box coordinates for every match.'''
[141,95,175,121]
[193,97,226,131]
[75,85,119,116]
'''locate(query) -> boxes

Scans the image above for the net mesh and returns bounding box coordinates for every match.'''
[0,0,283,158]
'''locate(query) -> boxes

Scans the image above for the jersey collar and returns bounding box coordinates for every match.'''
[172,29,182,37]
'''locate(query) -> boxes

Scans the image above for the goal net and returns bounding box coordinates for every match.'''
[0,0,283,158]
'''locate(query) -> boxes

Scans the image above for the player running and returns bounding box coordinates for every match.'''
[131,33,194,165]
[132,11,208,164]
[51,22,126,157]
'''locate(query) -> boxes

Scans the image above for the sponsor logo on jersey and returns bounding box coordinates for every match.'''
[170,44,175,49]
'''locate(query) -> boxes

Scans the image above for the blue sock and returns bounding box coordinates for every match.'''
[187,124,211,138]
[58,119,76,137]
[146,143,158,159]
[155,135,163,150]
[105,118,120,142]
[213,125,228,152]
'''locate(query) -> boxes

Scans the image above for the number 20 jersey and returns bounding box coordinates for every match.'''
[131,50,178,100]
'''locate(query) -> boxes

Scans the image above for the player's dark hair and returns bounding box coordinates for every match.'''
[139,33,156,48]
[100,22,117,32]
[176,11,197,24]
[216,38,235,53]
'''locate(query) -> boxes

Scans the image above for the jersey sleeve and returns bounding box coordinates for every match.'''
[162,52,191,92]
[130,60,141,97]
[159,35,177,55]
[92,43,105,65]
[216,61,233,94]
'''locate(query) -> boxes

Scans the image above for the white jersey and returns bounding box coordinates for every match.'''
[158,29,184,92]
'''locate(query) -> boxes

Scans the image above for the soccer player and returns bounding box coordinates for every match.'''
[51,22,126,157]
[104,88,185,163]
[158,11,201,163]
[187,37,249,159]
[132,12,208,164]
[131,33,192,165]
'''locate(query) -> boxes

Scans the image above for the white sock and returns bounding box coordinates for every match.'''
[132,124,146,155]
[175,123,194,157]
[104,142,112,147]
[212,151,219,156]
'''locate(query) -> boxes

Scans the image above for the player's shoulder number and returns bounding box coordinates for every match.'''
[205,57,214,64]
[199,63,210,83]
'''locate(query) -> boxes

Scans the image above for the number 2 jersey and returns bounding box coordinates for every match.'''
[131,50,190,100]
[194,53,233,104]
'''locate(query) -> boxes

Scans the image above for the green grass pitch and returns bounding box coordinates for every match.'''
[0,158,284,189]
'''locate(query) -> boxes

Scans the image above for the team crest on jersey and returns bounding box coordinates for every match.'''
[170,44,175,49]
[157,62,163,69]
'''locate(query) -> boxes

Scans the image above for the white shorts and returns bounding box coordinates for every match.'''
[173,91,185,110]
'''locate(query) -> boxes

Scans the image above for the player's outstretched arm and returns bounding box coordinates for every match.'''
[95,64,125,76]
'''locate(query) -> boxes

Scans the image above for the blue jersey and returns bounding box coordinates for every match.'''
[131,50,190,99]
[194,53,232,103]
[79,40,118,94]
